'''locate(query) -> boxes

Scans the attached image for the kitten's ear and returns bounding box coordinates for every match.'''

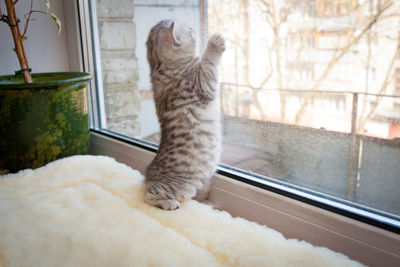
[168,22,181,47]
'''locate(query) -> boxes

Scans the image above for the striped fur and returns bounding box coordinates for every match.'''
[144,20,225,210]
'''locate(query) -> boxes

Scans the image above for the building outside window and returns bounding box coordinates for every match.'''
[90,0,400,229]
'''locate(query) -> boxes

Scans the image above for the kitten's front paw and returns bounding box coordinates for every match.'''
[208,34,226,53]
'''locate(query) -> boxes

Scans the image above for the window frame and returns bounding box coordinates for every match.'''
[73,0,106,130]
[66,0,400,265]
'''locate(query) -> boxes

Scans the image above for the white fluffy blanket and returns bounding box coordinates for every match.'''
[0,156,363,267]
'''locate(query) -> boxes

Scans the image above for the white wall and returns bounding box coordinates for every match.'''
[0,0,70,75]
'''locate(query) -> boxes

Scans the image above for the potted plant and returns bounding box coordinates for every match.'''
[0,0,92,173]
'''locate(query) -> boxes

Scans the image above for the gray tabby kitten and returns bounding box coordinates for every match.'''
[144,20,225,210]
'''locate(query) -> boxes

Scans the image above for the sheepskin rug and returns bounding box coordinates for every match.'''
[0,155,363,267]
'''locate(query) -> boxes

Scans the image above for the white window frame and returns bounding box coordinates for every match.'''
[64,1,400,266]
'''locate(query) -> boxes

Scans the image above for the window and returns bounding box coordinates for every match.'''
[316,0,358,17]
[90,0,206,139]
[86,0,400,232]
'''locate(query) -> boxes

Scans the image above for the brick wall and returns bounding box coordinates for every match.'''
[96,0,141,136]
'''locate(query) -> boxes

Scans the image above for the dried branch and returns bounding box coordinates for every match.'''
[3,0,62,83]
[5,0,32,83]
[225,37,246,51]
[21,0,34,38]
[258,72,273,89]
[258,0,291,120]
[359,0,375,125]
[294,0,394,123]
[357,44,400,133]
[12,1,30,72]
[22,9,52,38]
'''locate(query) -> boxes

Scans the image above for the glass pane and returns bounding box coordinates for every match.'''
[208,0,400,218]
[91,0,400,221]
[93,0,205,140]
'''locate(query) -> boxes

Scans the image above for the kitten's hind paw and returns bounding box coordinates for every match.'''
[144,196,181,210]
[155,199,181,210]
[144,184,181,210]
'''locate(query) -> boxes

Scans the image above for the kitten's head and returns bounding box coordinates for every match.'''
[146,20,196,70]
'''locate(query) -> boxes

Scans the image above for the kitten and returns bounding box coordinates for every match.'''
[144,20,225,210]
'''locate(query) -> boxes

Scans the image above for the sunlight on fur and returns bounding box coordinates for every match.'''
[0,156,363,266]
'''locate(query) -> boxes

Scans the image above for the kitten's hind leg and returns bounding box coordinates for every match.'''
[193,179,221,210]
[193,178,211,202]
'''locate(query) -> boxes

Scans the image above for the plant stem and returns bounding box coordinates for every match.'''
[12,3,30,71]
[22,0,33,38]
[5,0,32,83]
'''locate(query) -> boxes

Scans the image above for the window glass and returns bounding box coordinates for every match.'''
[93,0,205,139]
[91,0,400,222]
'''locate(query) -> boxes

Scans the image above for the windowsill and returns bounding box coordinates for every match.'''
[89,130,400,266]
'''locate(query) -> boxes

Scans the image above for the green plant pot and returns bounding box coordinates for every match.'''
[0,72,93,173]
